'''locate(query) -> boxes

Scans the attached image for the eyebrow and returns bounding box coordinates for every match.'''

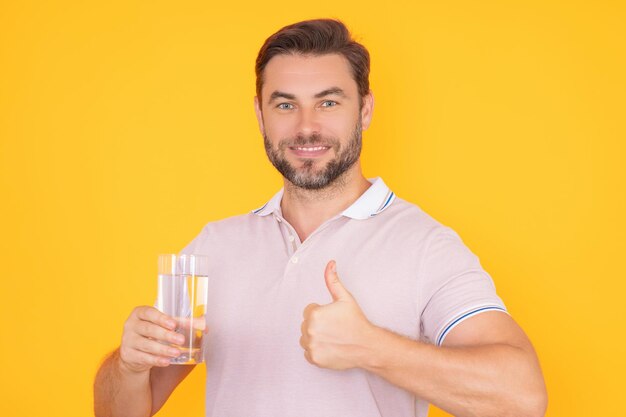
[267,87,347,104]
[314,87,347,99]
[268,91,296,103]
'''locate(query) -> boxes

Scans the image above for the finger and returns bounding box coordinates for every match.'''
[134,335,182,358]
[119,344,173,371]
[324,260,352,302]
[299,334,308,349]
[175,317,207,332]
[303,350,314,365]
[135,306,177,330]
[302,303,320,319]
[129,349,174,368]
[134,321,185,345]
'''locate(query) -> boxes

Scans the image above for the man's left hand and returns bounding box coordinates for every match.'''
[300,260,376,370]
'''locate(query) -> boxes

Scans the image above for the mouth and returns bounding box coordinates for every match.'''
[288,145,331,158]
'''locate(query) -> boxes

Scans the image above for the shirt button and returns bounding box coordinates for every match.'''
[288,235,295,242]
[291,256,298,264]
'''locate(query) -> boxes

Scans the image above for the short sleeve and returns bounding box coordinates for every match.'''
[419,227,507,346]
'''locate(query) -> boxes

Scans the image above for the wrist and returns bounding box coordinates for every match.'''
[356,325,426,373]
[114,350,151,379]
[354,323,390,370]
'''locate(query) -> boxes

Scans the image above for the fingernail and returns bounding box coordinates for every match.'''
[167,320,177,329]
[331,261,336,273]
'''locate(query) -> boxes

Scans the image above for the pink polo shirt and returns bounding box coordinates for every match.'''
[180,177,506,417]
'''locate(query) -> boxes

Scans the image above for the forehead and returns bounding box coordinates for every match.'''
[262,53,357,99]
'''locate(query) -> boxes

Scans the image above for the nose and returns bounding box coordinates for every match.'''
[296,108,321,137]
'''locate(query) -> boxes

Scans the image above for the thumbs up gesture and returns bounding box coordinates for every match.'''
[300,260,376,370]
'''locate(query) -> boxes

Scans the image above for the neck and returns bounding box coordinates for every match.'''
[280,162,371,242]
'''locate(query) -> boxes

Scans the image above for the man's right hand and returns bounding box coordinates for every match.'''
[118,306,185,373]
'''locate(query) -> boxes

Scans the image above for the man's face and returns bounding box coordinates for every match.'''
[254,54,373,190]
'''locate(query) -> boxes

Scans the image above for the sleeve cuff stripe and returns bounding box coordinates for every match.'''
[436,306,507,346]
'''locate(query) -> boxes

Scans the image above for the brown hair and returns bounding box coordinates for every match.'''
[255,19,370,107]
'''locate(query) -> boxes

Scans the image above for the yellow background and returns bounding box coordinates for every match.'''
[1,1,624,416]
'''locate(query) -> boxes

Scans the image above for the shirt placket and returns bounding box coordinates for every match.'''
[273,213,300,259]
[272,212,342,266]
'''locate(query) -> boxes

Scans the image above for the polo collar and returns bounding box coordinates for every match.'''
[252,177,395,220]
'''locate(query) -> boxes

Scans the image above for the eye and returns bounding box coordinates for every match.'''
[277,103,294,110]
[321,100,337,107]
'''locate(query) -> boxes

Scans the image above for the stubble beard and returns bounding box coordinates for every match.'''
[263,119,363,191]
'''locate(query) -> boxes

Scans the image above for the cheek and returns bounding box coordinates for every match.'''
[265,119,294,139]
[320,115,357,137]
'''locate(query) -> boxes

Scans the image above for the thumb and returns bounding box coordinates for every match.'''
[324,260,352,302]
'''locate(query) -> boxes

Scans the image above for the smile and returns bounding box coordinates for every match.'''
[291,146,330,151]
[288,145,331,158]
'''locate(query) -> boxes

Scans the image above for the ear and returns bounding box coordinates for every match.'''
[254,96,265,136]
[360,90,375,131]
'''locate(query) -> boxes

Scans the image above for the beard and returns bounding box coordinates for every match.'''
[263,119,363,190]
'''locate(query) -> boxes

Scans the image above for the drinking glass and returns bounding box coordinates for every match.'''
[156,254,209,364]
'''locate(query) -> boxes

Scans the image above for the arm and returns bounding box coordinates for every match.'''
[94,306,196,417]
[301,261,547,417]
[360,311,547,417]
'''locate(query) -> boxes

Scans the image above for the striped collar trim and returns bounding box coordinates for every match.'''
[252,177,396,220]
[252,188,284,216]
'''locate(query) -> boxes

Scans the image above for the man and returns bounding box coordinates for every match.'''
[94,19,547,417]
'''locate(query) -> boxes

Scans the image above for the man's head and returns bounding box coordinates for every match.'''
[254,19,374,190]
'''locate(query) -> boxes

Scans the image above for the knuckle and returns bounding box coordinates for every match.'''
[144,336,159,350]
[120,334,131,348]
[308,351,320,366]
[123,318,134,332]
[121,329,139,346]
[136,305,154,321]
[132,306,144,318]
[134,321,148,336]
[137,336,152,352]
[309,308,320,321]
[303,303,317,318]
[304,321,316,336]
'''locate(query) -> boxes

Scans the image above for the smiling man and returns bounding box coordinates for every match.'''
[94,19,547,417]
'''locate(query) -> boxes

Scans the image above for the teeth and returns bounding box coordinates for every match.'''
[295,146,327,151]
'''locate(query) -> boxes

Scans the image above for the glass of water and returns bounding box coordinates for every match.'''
[156,254,209,364]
